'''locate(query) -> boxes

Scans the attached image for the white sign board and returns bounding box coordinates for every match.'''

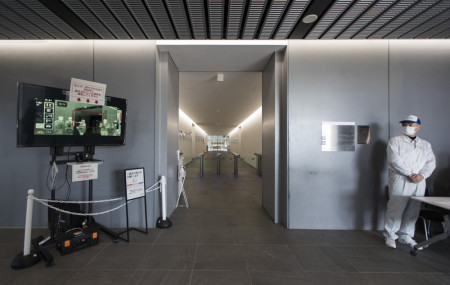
[70,78,106,106]
[125,168,145,201]
[71,163,98,182]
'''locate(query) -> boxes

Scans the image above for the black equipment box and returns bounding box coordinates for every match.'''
[56,227,99,255]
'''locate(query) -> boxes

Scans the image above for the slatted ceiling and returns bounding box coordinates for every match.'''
[0,22,23,39]
[400,7,450,38]
[62,0,115,39]
[259,0,289,40]
[242,0,267,39]
[144,0,177,39]
[0,0,449,40]
[227,0,246,39]
[103,0,146,39]
[22,0,83,39]
[421,18,450,38]
[337,0,395,39]
[306,0,353,39]
[165,0,192,39]
[274,0,309,39]
[0,14,37,39]
[385,1,448,39]
[208,0,225,39]
[369,0,439,39]
[81,0,130,39]
[1,1,54,39]
[321,0,374,39]
[123,0,160,39]
[186,0,207,39]
[353,0,418,39]
[0,33,8,39]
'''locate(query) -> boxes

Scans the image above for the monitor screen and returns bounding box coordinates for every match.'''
[17,82,127,147]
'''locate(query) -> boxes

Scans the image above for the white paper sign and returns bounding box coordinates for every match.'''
[71,163,98,182]
[70,78,106,106]
[125,168,145,201]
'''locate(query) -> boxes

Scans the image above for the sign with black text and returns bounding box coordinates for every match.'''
[125,168,145,201]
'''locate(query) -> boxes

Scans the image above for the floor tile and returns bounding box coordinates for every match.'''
[244,245,302,271]
[194,245,246,270]
[191,270,251,285]
[289,245,357,272]
[132,270,191,285]
[85,243,149,270]
[65,269,136,285]
[139,244,196,270]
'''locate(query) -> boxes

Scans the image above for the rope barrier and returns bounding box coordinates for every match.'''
[29,179,161,216]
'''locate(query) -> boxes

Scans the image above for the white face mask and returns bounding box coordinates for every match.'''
[402,126,416,136]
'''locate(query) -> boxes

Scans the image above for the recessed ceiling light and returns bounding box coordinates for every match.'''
[302,14,318,24]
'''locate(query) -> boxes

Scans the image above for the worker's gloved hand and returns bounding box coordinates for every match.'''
[408,174,424,184]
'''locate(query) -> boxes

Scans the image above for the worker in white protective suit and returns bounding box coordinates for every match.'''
[384,115,436,249]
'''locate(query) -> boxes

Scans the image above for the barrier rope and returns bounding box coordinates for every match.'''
[29,180,161,217]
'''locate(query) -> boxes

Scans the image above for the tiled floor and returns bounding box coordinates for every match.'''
[2,153,450,284]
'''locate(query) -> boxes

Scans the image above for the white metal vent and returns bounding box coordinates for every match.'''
[123,0,160,39]
[307,0,353,39]
[62,0,115,39]
[22,0,83,39]
[274,0,310,39]
[353,0,418,39]
[0,14,37,39]
[104,0,145,39]
[2,0,54,39]
[387,2,450,39]
[259,0,289,39]
[166,0,192,39]
[321,0,374,39]
[369,0,438,39]
[338,0,395,39]
[144,0,177,39]
[186,0,207,39]
[242,0,267,39]
[208,0,224,39]
[421,18,450,38]
[227,0,245,39]
[81,0,130,39]
[401,5,450,38]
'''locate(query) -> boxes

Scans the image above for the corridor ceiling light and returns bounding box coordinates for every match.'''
[302,14,318,24]
[179,108,208,136]
[228,106,262,136]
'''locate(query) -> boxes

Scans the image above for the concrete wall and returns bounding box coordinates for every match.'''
[0,40,157,227]
[287,40,450,230]
[178,110,207,165]
[228,107,262,168]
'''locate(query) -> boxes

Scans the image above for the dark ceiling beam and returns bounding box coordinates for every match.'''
[39,0,99,39]
[287,0,335,39]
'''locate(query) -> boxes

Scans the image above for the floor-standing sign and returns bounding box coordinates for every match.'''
[121,168,148,242]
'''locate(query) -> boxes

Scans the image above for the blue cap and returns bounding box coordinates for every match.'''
[400,115,421,125]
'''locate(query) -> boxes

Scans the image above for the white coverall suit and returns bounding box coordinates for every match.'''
[384,135,436,240]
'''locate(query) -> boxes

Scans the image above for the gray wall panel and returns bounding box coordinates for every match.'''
[389,41,450,197]
[90,41,157,228]
[262,53,278,222]
[287,40,390,229]
[0,41,93,227]
[155,51,179,219]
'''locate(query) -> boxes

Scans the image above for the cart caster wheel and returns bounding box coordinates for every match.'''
[410,250,417,256]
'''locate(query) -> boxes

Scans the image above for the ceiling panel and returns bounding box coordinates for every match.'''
[0,0,448,40]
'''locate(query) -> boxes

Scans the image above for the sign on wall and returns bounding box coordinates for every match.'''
[70,78,106,106]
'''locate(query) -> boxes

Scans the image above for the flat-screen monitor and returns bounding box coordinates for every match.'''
[17,82,127,147]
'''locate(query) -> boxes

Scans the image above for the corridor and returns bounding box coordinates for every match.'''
[2,154,450,284]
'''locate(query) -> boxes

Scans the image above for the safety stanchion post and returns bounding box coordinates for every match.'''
[156,176,172,228]
[11,189,41,269]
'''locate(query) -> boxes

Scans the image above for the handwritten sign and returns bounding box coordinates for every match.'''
[70,78,106,106]
[125,168,145,201]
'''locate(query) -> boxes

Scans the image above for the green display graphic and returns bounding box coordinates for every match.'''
[34,99,122,137]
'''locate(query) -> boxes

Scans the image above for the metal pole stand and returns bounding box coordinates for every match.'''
[11,190,41,269]
[217,153,221,175]
[233,153,240,177]
[156,176,172,228]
